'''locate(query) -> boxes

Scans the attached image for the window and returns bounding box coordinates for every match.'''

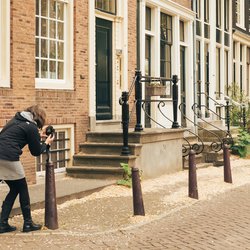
[196,0,201,36]
[160,13,172,79]
[224,0,229,31]
[204,0,209,23]
[247,48,250,96]
[0,0,10,87]
[233,42,236,84]
[145,36,151,76]
[196,40,201,82]
[204,43,210,117]
[224,50,229,95]
[195,0,201,19]
[216,47,221,99]
[216,0,221,28]
[240,44,243,96]
[235,0,245,28]
[196,40,201,112]
[95,0,116,15]
[145,7,151,31]
[35,0,73,89]
[180,21,184,42]
[36,126,73,173]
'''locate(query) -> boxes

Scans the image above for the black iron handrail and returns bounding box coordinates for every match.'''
[141,100,192,157]
[179,103,224,152]
[192,103,233,149]
[119,70,179,155]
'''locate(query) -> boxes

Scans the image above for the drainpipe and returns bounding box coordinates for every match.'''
[192,0,197,132]
[136,0,141,71]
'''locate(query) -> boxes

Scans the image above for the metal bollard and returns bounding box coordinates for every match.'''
[44,149,58,229]
[132,167,145,216]
[188,150,198,199]
[223,144,232,183]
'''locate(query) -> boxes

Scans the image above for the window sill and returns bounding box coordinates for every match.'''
[35,78,73,90]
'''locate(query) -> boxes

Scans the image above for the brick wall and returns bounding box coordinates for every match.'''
[172,0,192,10]
[127,0,137,128]
[0,1,89,184]
[1,0,138,184]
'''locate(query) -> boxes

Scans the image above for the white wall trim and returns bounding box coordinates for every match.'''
[0,0,10,88]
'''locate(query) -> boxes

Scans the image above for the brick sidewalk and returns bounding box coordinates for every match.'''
[1,158,250,249]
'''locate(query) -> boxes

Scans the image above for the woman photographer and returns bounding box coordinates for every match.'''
[0,105,54,234]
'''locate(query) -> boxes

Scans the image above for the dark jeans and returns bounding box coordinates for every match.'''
[2,178,31,220]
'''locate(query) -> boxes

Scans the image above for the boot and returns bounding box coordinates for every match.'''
[21,204,42,233]
[0,201,16,234]
[23,219,42,233]
[0,221,16,234]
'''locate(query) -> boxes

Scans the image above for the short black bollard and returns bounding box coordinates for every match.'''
[223,144,232,183]
[172,75,180,129]
[132,167,145,216]
[188,150,198,199]
[45,149,58,230]
[120,91,130,155]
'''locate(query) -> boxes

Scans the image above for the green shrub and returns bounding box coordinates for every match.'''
[231,129,250,157]
[117,163,132,188]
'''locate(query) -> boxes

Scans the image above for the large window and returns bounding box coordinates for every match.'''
[160,13,172,79]
[35,0,73,89]
[0,0,10,87]
[95,0,116,15]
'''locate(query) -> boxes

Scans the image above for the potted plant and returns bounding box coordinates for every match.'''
[146,81,167,96]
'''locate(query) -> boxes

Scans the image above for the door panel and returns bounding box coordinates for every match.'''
[96,18,112,120]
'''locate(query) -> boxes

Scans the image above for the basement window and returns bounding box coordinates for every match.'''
[36,126,73,174]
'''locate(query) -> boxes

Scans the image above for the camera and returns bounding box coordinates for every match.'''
[45,125,55,137]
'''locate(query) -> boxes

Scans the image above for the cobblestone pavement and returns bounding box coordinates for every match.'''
[1,158,250,249]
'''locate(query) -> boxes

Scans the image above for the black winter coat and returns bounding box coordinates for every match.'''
[0,112,47,161]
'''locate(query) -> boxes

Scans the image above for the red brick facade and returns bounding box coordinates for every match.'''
[0,1,137,184]
[172,0,192,9]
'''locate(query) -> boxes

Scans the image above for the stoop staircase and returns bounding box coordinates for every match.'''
[182,120,232,169]
[66,131,142,179]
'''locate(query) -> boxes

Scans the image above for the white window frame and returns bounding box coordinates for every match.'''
[36,124,74,176]
[0,0,10,87]
[236,0,245,29]
[35,0,74,90]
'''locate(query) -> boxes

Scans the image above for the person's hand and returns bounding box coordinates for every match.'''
[39,126,47,139]
[45,134,55,146]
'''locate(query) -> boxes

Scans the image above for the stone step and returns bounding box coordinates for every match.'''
[198,129,228,142]
[204,150,224,163]
[183,153,204,169]
[73,153,137,168]
[198,120,224,129]
[95,120,122,132]
[79,142,142,156]
[66,166,124,179]
[86,131,140,143]
[183,161,212,170]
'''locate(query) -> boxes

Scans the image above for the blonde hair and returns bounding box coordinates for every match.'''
[25,105,46,129]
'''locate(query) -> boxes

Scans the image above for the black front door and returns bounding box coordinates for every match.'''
[96,18,112,120]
